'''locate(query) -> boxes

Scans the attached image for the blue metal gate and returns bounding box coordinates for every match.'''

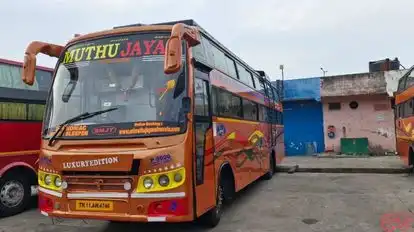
[283,101,325,156]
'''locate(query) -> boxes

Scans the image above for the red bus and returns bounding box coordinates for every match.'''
[0,58,53,217]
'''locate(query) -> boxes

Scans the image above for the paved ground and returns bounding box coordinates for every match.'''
[1,172,414,232]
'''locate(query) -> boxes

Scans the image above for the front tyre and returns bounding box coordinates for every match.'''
[263,153,274,180]
[0,174,31,217]
[199,178,224,228]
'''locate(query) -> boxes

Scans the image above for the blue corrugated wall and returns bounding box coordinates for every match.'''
[283,101,325,156]
[283,77,321,101]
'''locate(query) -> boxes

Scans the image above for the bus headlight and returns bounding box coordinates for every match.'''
[158,175,170,187]
[174,172,183,182]
[143,177,154,189]
[137,167,185,193]
[54,177,62,187]
[38,170,63,191]
[44,175,52,185]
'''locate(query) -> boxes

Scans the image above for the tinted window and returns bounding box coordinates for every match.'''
[236,63,254,87]
[224,56,237,78]
[35,69,53,91]
[211,45,227,74]
[398,76,407,92]
[243,99,258,120]
[404,100,413,118]
[217,89,242,118]
[259,105,266,121]
[0,102,26,120]
[0,102,46,121]
[194,78,209,116]
[28,104,46,121]
[192,41,207,64]
[201,36,215,67]
[211,86,218,115]
[405,70,414,90]
[252,74,261,90]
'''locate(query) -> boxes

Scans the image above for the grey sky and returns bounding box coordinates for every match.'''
[1,0,413,81]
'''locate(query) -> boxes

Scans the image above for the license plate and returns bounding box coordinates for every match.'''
[75,200,113,211]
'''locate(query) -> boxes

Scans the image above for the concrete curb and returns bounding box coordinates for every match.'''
[276,165,410,174]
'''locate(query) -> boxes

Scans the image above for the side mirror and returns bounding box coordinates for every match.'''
[164,23,200,75]
[164,37,182,74]
[22,53,37,85]
[21,41,64,86]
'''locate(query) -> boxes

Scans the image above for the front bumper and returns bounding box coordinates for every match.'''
[38,188,192,223]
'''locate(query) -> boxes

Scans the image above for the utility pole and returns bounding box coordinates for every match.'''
[320,67,327,77]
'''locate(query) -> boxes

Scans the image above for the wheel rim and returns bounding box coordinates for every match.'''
[216,185,224,215]
[0,180,24,208]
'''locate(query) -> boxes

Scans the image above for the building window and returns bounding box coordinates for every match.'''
[349,101,359,109]
[374,103,388,111]
[328,102,341,110]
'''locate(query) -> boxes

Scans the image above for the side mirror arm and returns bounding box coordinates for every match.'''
[22,41,64,86]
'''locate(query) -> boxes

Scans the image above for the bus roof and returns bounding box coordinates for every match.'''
[114,19,272,82]
[0,58,53,72]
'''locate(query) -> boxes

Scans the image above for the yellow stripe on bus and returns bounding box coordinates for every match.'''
[0,150,40,157]
[215,117,260,125]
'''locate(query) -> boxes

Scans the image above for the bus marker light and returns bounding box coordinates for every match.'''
[123,182,132,191]
[62,181,68,190]
[39,195,53,213]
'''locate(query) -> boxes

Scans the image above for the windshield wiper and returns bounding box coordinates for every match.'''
[48,107,118,146]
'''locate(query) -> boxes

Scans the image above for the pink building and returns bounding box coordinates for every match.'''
[321,72,397,154]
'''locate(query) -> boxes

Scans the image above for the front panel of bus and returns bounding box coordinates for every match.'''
[36,31,198,222]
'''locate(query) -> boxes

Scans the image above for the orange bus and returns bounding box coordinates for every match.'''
[20,20,284,227]
[395,65,414,169]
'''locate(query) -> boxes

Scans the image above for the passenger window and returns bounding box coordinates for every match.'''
[404,100,412,118]
[258,105,265,121]
[243,99,258,120]
[405,70,414,89]
[217,89,242,118]
[211,45,227,74]
[194,78,209,116]
[252,74,261,90]
[201,36,215,67]
[28,104,46,121]
[236,63,254,88]
[211,86,218,115]
[398,76,407,92]
[224,56,237,78]
[192,41,207,64]
[0,102,27,120]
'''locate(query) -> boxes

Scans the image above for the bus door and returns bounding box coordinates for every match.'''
[193,69,216,217]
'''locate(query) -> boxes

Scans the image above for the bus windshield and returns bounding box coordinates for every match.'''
[43,32,187,139]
